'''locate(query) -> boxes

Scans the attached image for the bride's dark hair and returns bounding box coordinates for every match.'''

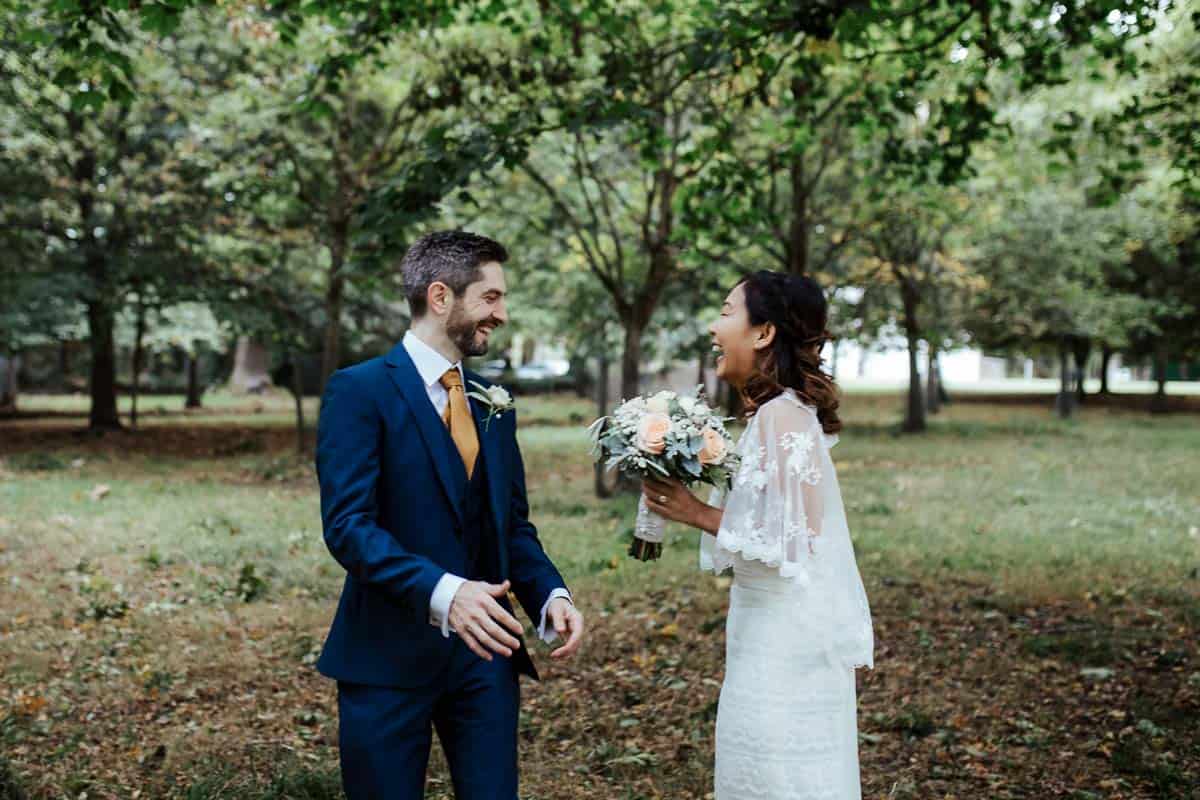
[736,270,842,435]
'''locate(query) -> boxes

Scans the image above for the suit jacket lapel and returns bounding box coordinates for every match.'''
[467,371,509,546]
[384,343,465,527]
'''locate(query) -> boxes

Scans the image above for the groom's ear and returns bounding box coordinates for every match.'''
[427,281,454,316]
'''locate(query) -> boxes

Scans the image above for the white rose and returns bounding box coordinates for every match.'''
[679,397,697,413]
[646,391,673,414]
[620,397,646,414]
[486,386,512,408]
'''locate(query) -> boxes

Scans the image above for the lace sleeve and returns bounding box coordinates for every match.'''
[712,396,827,584]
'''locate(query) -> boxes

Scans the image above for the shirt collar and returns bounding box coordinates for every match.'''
[403,330,463,389]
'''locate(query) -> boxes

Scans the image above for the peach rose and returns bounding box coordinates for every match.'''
[698,427,728,465]
[635,412,671,455]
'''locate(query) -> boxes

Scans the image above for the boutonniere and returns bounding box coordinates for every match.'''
[467,380,514,431]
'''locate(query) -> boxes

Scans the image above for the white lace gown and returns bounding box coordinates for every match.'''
[700,390,874,800]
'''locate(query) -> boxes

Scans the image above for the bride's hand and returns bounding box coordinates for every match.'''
[642,476,705,528]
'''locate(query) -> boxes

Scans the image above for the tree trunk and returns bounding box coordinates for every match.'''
[619,315,643,402]
[86,299,122,430]
[616,316,649,494]
[900,286,925,433]
[1055,340,1075,419]
[696,348,708,395]
[291,350,307,454]
[571,353,590,398]
[786,75,809,276]
[58,340,71,390]
[787,150,808,276]
[185,353,203,408]
[926,344,942,415]
[320,225,349,397]
[593,349,615,499]
[1150,340,1169,414]
[903,334,925,432]
[75,133,120,431]
[1073,338,1091,405]
[229,337,272,394]
[130,301,147,429]
[0,354,18,412]
[1099,345,1112,395]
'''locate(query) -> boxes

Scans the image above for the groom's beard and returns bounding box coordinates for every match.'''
[447,302,498,358]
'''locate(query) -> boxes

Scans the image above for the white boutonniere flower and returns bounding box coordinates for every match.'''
[467,380,514,430]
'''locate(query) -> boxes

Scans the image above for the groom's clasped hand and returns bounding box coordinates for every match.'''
[446,580,584,662]
[447,579,524,661]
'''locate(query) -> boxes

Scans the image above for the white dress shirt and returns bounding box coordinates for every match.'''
[403,331,571,644]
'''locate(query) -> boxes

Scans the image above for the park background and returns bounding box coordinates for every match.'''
[1,1,1198,798]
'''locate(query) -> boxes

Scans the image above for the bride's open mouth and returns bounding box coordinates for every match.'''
[712,341,725,366]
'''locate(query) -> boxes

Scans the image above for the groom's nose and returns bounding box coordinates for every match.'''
[493,299,508,325]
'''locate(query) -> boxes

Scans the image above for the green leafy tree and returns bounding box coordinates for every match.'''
[1109,186,1200,412]
[205,11,538,393]
[498,0,762,401]
[849,188,977,431]
[1,8,222,429]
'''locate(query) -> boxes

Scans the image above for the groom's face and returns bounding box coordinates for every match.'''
[445,262,508,358]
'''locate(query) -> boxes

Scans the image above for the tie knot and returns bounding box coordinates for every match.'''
[439,368,463,390]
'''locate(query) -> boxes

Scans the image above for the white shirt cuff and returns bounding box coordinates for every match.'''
[537,588,573,644]
[429,573,467,638]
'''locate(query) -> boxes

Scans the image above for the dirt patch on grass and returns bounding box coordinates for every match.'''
[2,579,1196,799]
[0,424,315,462]
[951,392,1200,414]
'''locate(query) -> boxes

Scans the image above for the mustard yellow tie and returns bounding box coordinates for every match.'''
[439,368,479,479]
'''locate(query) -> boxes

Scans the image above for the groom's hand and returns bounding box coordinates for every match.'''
[449,580,524,661]
[548,598,585,661]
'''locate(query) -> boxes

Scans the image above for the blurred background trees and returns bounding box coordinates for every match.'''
[0,0,1195,433]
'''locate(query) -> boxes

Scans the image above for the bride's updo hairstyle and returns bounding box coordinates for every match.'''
[737,270,842,435]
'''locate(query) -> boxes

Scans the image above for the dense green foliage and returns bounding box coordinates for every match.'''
[0,1,1196,430]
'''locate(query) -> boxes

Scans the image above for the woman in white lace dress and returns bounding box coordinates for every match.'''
[644,271,874,800]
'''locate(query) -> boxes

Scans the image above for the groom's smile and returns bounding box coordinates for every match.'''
[445,261,508,358]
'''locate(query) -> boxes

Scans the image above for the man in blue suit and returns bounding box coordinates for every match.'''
[315,231,585,799]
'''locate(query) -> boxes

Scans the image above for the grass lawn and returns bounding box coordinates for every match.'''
[1,393,1197,799]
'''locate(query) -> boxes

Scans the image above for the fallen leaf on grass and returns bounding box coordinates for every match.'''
[89,484,111,501]
[16,694,47,716]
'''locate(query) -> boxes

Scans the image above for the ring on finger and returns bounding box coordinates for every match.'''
[658,494,667,503]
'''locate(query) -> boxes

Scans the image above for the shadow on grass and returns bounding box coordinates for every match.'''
[1111,737,1188,797]
[846,418,1080,440]
[1021,624,1157,666]
[184,757,342,800]
[0,757,28,800]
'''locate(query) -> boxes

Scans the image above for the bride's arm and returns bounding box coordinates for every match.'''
[642,477,724,535]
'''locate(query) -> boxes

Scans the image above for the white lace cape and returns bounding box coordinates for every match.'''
[701,390,874,670]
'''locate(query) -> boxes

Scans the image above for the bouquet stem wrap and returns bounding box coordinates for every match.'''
[630,493,666,561]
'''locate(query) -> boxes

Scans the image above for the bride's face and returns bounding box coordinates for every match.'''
[708,283,772,389]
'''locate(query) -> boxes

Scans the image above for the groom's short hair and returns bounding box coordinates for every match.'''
[400,230,509,318]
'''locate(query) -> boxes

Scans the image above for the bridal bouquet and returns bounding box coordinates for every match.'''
[588,388,738,561]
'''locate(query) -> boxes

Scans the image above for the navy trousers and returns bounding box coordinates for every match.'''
[337,638,520,800]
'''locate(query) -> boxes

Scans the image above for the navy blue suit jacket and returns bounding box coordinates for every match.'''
[314,341,566,687]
